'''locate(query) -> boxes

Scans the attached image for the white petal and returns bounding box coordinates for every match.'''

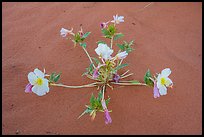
[60,28,68,33]
[118,16,124,20]
[156,74,162,87]
[32,85,49,96]
[161,68,171,77]
[34,68,44,78]
[42,78,49,86]
[115,14,118,19]
[165,77,173,87]
[159,85,167,96]
[28,72,37,85]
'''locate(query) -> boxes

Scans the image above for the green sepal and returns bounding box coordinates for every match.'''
[53,72,61,82]
[79,42,87,48]
[82,32,91,39]
[144,69,154,87]
[114,63,128,72]
[96,41,106,44]
[114,33,124,40]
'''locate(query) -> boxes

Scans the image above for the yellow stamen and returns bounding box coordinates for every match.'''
[161,77,166,85]
[36,78,43,86]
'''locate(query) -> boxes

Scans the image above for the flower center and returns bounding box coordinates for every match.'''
[161,77,166,85]
[36,78,43,86]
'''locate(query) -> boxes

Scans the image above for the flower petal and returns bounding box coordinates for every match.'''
[25,83,33,93]
[153,82,160,98]
[159,85,167,96]
[32,85,49,96]
[104,110,112,124]
[28,72,37,85]
[161,68,171,77]
[34,68,44,78]
[165,77,173,87]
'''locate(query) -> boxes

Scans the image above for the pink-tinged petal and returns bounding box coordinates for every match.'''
[113,73,120,83]
[153,82,160,98]
[101,100,107,110]
[92,69,99,79]
[25,83,33,93]
[104,110,112,124]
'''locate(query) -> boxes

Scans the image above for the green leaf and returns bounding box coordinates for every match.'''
[79,43,87,48]
[105,35,112,39]
[144,69,154,87]
[82,32,91,39]
[114,64,128,72]
[116,44,125,51]
[49,72,55,82]
[82,71,88,76]
[130,80,140,84]
[78,107,93,119]
[105,97,110,106]
[97,90,102,102]
[74,33,81,43]
[53,72,61,82]
[129,40,134,46]
[101,29,110,36]
[107,24,116,35]
[88,63,94,74]
[114,33,124,40]
[96,41,106,44]
[91,57,100,65]
[90,93,95,107]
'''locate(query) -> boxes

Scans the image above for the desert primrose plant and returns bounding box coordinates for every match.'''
[25,14,173,124]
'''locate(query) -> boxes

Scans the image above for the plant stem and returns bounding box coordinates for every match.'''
[121,70,130,77]
[120,73,134,79]
[82,47,96,69]
[110,36,114,49]
[50,82,102,88]
[111,82,147,86]
[118,59,123,66]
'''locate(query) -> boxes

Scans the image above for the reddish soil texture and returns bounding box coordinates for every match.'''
[2,2,202,135]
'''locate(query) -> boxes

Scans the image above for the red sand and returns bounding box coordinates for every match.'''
[2,2,202,135]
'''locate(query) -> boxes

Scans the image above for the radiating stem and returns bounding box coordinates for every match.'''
[111,82,147,86]
[50,82,102,88]
[119,59,123,66]
[110,36,114,49]
[120,73,134,79]
[121,70,130,77]
[82,47,96,69]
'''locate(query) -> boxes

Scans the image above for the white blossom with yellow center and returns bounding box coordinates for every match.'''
[95,43,113,60]
[28,68,49,96]
[156,68,173,96]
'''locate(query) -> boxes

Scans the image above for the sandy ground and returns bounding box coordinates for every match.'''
[2,2,202,135]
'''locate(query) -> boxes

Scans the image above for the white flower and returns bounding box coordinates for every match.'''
[115,51,128,59]
[60,28,73,37]
[28,68,49,96]
[156,68,173,96]
[95,43,113,60]
[111,14,124,24]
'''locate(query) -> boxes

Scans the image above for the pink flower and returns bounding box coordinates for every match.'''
[92,64,106,79]
[116,51,128,60]
[113,73,120,83]
[104,110,112,124]
[25,83,33,93]
[92,69,99,79]
[153,81,160,98]
[101,100,112,124]
[100,21,109,29]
